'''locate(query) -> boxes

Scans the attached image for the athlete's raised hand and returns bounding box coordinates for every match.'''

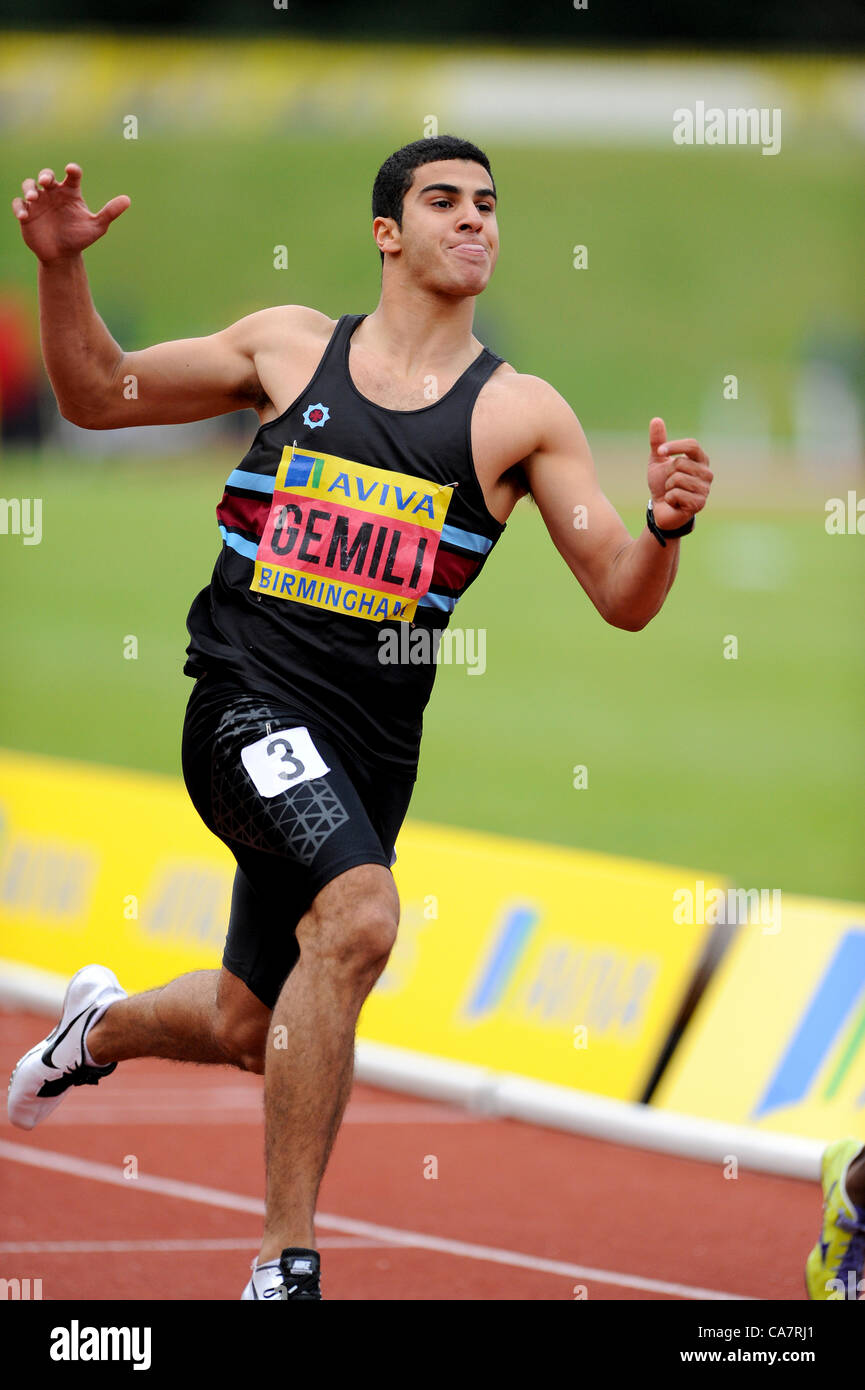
[647,417,713,532]
[11,163,130,263]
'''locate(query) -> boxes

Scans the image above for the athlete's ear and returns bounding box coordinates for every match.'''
[373,215,401,258]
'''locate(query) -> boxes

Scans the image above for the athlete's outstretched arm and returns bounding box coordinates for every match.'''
[12,162,281,429]
[522,382,712,631]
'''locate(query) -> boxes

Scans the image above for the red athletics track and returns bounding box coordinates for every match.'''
[0,1008,818,1301]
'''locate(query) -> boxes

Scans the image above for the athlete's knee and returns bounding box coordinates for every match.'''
[300,870,399,982]
[213,1007,268,1072]
[213,972,271,1072]
[346,900,399,975]
[322,901,398,979]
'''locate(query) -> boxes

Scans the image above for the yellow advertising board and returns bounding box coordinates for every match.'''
[0,748,716,1101]
[0,749,236,992]
[365,822,716,1098]
[654,895,865,1140]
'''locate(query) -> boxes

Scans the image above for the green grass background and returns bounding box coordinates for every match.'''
[1,132,863,901]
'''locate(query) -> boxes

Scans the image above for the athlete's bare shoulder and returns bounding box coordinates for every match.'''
[475,365,577,462]
[271,303,335,332]
[238,303,335,350]
[238,304,337,420]
[473,365,587,519]
[481,364,571,413]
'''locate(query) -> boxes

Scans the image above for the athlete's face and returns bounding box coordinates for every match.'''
[377,159,499,294]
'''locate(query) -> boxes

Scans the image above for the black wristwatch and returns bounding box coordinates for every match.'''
[646,498,695,548]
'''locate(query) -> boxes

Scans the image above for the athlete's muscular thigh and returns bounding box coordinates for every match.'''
[295,863,399,976]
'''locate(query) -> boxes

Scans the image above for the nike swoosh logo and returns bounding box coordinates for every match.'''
[41,1006,97,1069]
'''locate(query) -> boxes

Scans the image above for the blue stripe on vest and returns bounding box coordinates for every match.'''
[441,523,492,554]
[225,469,276,495]
[220,526,259,561]
[417,592,458,612]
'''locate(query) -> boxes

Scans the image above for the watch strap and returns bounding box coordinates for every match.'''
[647,499,695,547]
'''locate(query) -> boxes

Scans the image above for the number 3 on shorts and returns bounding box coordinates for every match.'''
[240,726,330,798]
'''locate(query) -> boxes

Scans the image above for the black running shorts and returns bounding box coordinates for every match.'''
[181,673,415,1009]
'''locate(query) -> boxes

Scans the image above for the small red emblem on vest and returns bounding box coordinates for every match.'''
[303,403,330,429]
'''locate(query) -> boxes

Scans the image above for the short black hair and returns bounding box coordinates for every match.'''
[372,134,495,263]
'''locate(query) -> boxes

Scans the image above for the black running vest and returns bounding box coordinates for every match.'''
[184,313,507,771]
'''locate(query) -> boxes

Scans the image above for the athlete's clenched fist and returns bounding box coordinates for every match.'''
[11,163,130,263]
[647,417,713,533]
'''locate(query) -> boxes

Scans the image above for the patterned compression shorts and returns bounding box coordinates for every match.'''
[181,673,415,1009]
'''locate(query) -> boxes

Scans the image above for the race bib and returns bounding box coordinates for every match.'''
[240,726,329,798]
[249,447,453,622]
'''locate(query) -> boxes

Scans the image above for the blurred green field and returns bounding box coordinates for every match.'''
[1,133,864,437]
[0,448,862,902]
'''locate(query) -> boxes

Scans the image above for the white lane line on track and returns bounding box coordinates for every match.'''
[1,1102,489,1126]
[0,1139,752,1301]
[0,1237,398,1254]
[1,1100,489,1126]
[3,1113,266,1127]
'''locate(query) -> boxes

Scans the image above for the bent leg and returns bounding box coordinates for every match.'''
[86,863,297,1072]
[87,965,272,1073]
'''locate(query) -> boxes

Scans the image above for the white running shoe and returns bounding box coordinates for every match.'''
[241,1250,322,1300]
[7,964,127,1130]
[241,1259,286,1301]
